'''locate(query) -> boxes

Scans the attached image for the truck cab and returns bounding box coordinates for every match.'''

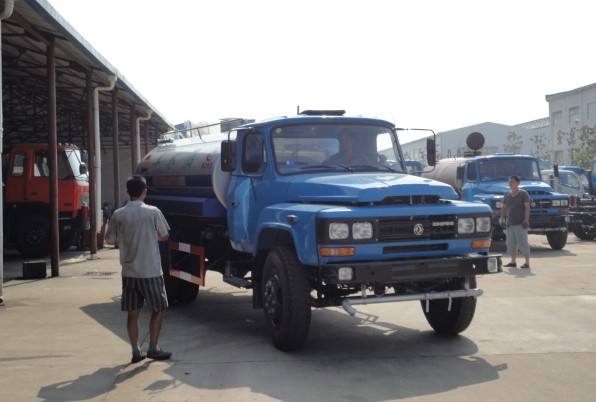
[3,143,89,257]
[422,154,571,250]
[542,168,590,198]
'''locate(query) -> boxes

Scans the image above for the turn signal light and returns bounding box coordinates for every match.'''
[320,247,355,257]
[472,239,492,249]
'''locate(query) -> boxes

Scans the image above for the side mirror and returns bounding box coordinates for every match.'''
[79,163,88,175]
[426,138,436,166]
[81,150,89,163]
[220,140,236,172]
[553,164,559,177]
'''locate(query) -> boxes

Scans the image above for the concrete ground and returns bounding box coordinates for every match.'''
[1,234,596,402]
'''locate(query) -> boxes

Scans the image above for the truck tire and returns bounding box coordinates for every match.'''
[59,230,74,252]
[159,241,199,304]
[573,215,596,241]
[262,245,311,351]
[546,231,568,250]
[421,276,477,335]
[16,215,50,258]
[176,281,199,304]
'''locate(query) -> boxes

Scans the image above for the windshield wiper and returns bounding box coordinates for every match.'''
[299,164,351,171]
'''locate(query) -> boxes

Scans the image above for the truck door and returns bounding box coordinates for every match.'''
[56,151,75,212]
[5,150,28,202]
[228,131,268,252]
[27,151,51,204]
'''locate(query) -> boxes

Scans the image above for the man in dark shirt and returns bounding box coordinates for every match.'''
[500,175,531,268]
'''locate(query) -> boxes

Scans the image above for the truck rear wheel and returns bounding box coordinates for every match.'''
[421,277,477,335]
[159,241,199,304]
[16,215,50,258]
[262,245,311,351]
[546,231,568,250]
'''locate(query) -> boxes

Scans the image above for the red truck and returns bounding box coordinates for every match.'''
[3,143,90,257]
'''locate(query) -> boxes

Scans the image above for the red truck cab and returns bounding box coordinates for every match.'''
[3,143,89,257]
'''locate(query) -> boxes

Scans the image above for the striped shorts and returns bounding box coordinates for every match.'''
[121,276,169,312]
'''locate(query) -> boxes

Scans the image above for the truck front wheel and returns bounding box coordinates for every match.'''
[16,215,50,258]
[573,215,596,241]
[262,245,311,351]
[546,231,568,250]
[421,276,477,335]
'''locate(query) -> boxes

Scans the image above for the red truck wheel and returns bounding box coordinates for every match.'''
[16,215,50,258]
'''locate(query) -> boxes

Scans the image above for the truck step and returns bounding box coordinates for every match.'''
[223,276,253,289]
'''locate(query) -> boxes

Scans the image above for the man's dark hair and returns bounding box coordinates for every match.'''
[126,175,147,198]
[509,175,521,183]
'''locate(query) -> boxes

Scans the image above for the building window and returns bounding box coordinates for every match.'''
[552,110,562,126]
[588,101,596,121]
[569,106,580,124]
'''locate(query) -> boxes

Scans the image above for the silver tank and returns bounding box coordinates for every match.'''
[136,133,231,208]
[421,158,467,191]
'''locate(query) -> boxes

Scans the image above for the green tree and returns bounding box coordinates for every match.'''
[529,133,549,158]
[571,125,596,168]
[504,131,522,153]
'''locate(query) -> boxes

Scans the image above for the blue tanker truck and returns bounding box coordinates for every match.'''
[421,133,571,250]
[137,110,502,351]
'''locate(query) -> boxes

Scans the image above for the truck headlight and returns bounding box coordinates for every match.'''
[329,223,349,240]
[552,199,569,207]
[352,222,373,239]
[458,217,475,234]
[475,217,491,233]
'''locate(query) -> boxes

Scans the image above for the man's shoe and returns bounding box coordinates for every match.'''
[504,262,517,268]
[147,349,172,360]
[520,263,530,269]
[131,352,146,364]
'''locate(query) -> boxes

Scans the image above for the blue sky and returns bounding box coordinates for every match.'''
[48,0,596,142]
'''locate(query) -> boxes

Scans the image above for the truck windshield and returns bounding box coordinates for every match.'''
[479,158,540,181]
[271,124,405,174]
[66,149,89,181]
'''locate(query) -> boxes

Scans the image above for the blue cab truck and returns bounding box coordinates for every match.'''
[421,144,571,250]
[138,110,502,351]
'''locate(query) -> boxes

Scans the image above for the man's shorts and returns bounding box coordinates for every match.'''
[121,276,169,312]
[506,224,530,257]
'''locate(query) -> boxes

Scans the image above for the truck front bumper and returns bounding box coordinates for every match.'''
[527,214,570,234]
[321,254,501,285]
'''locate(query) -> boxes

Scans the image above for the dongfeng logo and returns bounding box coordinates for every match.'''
[413,223,424,236]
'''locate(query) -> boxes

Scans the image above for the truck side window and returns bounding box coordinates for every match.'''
[11,152,25,176]
[243,133,265,174]
[34,153,50,177]
[467,162,477,180]
[57,153,69,179]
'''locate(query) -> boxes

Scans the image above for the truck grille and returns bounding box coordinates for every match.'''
[531,199,551,209]
[378,215,456,242]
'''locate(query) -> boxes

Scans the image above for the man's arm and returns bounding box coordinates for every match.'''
[105,217,117,245]
[157,233,169,242]
[500,194,507,226]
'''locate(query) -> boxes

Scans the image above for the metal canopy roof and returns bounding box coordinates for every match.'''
[1,0,172,149]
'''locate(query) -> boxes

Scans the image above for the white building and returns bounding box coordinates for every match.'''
[546,83,596,164]
[401,83,596,167]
